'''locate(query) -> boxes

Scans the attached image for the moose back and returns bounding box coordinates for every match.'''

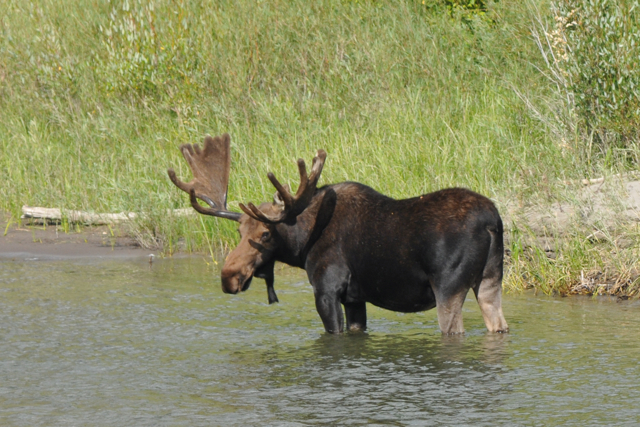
[168,134,508,334]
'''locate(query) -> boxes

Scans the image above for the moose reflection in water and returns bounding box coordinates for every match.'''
[167,134,508,335]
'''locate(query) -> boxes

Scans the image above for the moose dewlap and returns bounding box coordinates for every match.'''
[168,134,508,335]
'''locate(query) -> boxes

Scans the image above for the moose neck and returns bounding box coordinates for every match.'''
[273,187,336,269]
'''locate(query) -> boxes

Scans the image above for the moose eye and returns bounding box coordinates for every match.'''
[261,231,271,241]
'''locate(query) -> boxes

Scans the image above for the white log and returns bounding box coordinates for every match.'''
[21,206,195,225]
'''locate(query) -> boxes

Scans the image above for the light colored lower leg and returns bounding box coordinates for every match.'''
[436,290,468,335]
[476,278,509,333]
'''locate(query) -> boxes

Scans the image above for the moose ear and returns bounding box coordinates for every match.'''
[273,184,291,207]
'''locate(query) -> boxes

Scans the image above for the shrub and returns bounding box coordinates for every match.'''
[548,0,640,147]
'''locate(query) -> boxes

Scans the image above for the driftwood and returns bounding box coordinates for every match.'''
[563,171,640,186]
[21,206,194,225]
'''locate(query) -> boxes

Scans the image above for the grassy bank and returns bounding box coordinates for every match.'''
[1,0,638,295]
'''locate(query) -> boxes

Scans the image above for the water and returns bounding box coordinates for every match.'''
[1,257,640,426]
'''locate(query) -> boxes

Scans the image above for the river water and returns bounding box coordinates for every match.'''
[1,256,639,426]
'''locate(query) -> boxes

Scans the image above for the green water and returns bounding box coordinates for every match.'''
[1,257,639,426]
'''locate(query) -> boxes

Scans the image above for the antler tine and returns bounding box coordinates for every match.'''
[241,149,327,224]
[308,149,327,186]
[286,149,327,213]
[167,167,192,195]
[239,202,285,224]
[293,158,309,198]
[265,173,286,203]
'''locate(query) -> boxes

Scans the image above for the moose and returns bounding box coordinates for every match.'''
[167,134,508,335]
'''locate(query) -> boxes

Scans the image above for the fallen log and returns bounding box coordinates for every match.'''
[562,171,640,186]
[21,206,194,225]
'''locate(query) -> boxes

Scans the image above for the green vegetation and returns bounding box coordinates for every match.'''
[1,0,638,295]
[544,0,640,146]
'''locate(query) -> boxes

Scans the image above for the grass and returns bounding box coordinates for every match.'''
[505,220,640,296]
[0,0,638,295]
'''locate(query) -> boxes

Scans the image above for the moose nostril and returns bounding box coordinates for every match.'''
[221,274,243,294]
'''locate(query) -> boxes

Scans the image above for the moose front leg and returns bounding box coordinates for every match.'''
[308,262,350,334]
[344,301,367,332]
[254,261,278,304]
[265,273,278,304]
[314,293,344,333]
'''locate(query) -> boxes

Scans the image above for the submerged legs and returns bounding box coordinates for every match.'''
[315,293,344,333]
[473,277,509,333]
[433,288,468,335]
[344,301,367,332]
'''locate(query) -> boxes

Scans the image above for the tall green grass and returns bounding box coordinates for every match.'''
[0,0,637,293]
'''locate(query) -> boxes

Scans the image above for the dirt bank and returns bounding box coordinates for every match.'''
[500,177,640,297]
[0,214,149,260]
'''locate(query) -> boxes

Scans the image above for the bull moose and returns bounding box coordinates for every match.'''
[167,134,508,335]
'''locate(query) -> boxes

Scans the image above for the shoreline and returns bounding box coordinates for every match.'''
[0,216,151,260]
[2,208,639,298]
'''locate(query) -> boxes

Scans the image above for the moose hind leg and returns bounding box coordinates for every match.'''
[344,301,367,332]
[434,288,468,335]
[473,276,509,333]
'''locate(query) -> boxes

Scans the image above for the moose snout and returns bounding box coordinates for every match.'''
[221,267,252,294]
[221,268,241,294]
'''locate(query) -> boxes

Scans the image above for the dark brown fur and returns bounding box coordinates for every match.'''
[223,182,508,334]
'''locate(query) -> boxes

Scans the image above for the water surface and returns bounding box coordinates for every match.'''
[1,257,639,426]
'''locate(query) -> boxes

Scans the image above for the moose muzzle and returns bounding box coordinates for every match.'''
[221,263,255,294]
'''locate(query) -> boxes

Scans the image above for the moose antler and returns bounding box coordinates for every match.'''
[167,133,242,221]
[239,150,327,224]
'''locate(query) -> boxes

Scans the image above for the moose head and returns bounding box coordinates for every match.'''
[167,134,326,303]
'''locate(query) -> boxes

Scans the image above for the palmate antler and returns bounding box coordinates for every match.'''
[167,133,242,221]
[239,150,327,224]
